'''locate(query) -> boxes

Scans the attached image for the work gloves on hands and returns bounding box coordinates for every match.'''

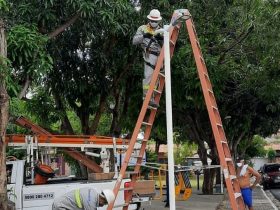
[143,33,153,39]
[154,33,163,41]
[143,33,163,40]
[143,32,164,47]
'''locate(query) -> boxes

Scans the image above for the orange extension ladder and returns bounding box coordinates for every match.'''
[108,9,245,210]
[185,15,245,210]
[107,11,181,210]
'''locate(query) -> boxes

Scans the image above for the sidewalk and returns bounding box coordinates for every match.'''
[140,186,279,210]
[141,189,224,210]
[217,186,279,210]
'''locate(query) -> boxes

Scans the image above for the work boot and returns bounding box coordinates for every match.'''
[148,100,159,108]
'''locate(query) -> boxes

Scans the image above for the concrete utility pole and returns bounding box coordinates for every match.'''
[162,10,192,209]
[164,24,176,210]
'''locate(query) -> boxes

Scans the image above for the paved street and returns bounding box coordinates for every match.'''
[270,189,280,201]
[266,189,280,209]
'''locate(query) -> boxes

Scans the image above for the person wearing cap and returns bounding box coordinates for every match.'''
[236,157,261,210]
[52,187,115,210]
[133,9,163,108]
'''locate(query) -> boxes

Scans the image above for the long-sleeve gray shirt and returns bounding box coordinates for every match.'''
[132,24,162,54]
[52,187,99,210]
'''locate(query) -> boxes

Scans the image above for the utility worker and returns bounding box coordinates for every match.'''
[236,157,261,210]
[133,9,164,108]
[52,187,115,210]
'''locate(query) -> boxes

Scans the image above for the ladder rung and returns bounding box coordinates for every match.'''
[196,40,201,48]
[148,105,157,110]
[170,39,175,46]
[126,171,139,175]
[212,106,218,110]
[159,72,165,77]
[208,89,213,94]
[119,187,133,191]
[137,139,148,143]
[221,140,227,144]
[234,192,242,199]
[216,123,222,127]
[200,56,205,64]
[153,89,162,94]
[142,122,152,126]
[114,203,129,208]
[131,155,142,159]
[230,175,237,180]
[225,158,232,162]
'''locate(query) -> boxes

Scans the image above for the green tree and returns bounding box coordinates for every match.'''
[241,135,267,158]
[0,18,10,210]
[3,0,280,198]
[1,0,84,207]
[267,149,276,162]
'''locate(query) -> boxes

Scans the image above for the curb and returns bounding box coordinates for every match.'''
[260,188,278,210]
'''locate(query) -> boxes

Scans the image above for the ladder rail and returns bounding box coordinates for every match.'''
[107,19,181,210]
[109,9,245,210]
[185,18,245,210]
[121,24,181,210]
[185,19,227,167]
[108,39,165,210]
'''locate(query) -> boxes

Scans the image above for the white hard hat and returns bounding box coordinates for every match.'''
[101,189,115,204]
[147,9,162,21]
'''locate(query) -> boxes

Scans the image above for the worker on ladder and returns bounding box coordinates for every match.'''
[52,187,115,210]
[133,9,164,108]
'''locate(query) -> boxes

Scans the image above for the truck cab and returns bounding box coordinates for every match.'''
[7,160,142,210]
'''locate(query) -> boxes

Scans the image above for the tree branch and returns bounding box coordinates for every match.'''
[18,76,30,99]
[48,13,80,39]
[218,25,254,64]
[232,130,246,158]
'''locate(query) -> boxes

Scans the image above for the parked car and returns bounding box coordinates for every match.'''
[260,163,280,190]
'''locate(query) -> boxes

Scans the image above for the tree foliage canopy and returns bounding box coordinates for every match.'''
[3,0,280,195]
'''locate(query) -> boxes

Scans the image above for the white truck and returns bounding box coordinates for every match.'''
[6,160,152,210]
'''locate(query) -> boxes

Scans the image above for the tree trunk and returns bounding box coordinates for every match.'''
[0,19,10,210]
[202,167,216,194]
[52,90,74,134]
[110,89,121,136]
[155,141,160,154]
[198,146,215,194]
[89,94,106,135]
[78,107,90,134]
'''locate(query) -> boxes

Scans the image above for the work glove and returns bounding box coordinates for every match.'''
[154,33,163,41]
[143,33,153,39]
